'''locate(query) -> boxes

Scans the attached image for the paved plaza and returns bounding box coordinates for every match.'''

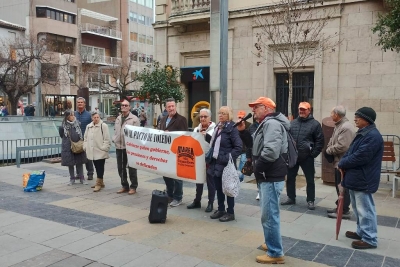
[0,155,400,267]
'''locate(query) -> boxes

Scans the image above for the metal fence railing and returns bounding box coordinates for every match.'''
[0,136,62,166]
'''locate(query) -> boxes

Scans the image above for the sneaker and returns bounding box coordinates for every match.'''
[327,207,337,213]
[68,179,75,186]
[307,201,315,210]
[256,193,260,200]
[80,177,88,185]
[328,211,351,219]
[170,199,182,207]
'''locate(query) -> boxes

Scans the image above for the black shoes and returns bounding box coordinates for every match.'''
[307,201,315,210]
[219,213,235,222]
[281,198,296,205]
[205,203,213,213]
[187,201,201,209]
[210,210,226,219]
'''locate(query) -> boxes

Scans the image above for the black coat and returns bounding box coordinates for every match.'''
[290,114,324,162]
[59,126,88,167]
[158,112,188,131]
[206,121,243,178]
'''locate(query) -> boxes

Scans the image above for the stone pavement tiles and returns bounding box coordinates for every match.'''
[0,159,399,266]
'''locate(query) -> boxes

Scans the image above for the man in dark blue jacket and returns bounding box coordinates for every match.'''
[75,97,94,180]
[338,107,383,249]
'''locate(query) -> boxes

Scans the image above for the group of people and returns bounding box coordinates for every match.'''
[58,95,384,264]
[59,97,139,194]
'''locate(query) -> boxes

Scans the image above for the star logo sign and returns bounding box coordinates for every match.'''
[192,69,204,80]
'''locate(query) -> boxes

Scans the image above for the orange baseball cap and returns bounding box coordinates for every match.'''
[248,97,276,109]
[298,102,311,110]
[237,110,246,118]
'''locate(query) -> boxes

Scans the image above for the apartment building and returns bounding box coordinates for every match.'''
[0,0,79,115]
[79,0,155,120]
[154,0,400,135]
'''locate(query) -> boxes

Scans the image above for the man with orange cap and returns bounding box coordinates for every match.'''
[236,110,251,182]
[281,102,324,210]
[248,97,289,264]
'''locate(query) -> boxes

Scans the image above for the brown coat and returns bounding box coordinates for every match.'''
[326,117,356,168]
[112,112,140,149]
[158,112,188,131]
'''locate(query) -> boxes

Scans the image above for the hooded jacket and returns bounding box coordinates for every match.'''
[338,124,383,193]
[112,112,140,149]
[252,113,290,183]
[290,114,324,162]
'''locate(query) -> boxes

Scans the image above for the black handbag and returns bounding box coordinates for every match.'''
[241,160,253,176]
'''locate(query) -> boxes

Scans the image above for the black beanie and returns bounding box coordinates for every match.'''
[355,107,376,124]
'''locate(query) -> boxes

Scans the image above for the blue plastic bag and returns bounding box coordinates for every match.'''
[24,170,46,192]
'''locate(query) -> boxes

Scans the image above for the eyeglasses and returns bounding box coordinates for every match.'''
[121,104,130,107]
[252,104,265,110]
[199,116,208,118]
[218,112,228,115]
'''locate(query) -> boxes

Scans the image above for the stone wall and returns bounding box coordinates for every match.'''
[154,0,400,136]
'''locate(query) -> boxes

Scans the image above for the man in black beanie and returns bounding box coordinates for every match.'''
[338,107,383,249]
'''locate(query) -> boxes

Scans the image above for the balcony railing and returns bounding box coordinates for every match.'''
[80,23,122,40]
[171,0,210,15]
[82,54,122,66]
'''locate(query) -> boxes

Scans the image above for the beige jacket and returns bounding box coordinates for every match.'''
[112,112,140,149]
[83,120,111,160]
[326,117,356,168]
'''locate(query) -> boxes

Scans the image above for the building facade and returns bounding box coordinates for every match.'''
[0,0,155,119]
[154,0,400,135]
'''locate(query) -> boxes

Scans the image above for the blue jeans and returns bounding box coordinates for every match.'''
[163,176,183,201]
[237,153,246,181]
[349,190,378,247]
[259,181,285,257]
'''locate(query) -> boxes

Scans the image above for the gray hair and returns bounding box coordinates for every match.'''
[199,108,211,117]
[77,97,86,103]
[332,105,346,117]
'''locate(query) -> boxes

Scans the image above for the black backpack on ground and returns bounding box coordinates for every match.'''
[148,190,168,223]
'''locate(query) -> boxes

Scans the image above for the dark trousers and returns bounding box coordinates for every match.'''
[214,175,235,214]
[194,173,216,204]
[163,177,183,201]
[286,156,315,202]
[334,168,351,213]
[93,159,106,179]
[85,160,94,176]
[116,149,138,189]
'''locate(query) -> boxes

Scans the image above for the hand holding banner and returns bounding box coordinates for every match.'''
[124,125,207,183]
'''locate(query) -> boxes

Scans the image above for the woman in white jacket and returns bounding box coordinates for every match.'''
[84,111,111,192]
[187,108,217,212]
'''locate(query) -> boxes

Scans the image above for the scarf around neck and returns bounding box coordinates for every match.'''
[63,118,83,139]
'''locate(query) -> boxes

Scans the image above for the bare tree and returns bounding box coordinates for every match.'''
[0,34,66,115]
[98,56,139,100]
[254,0,340,117]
